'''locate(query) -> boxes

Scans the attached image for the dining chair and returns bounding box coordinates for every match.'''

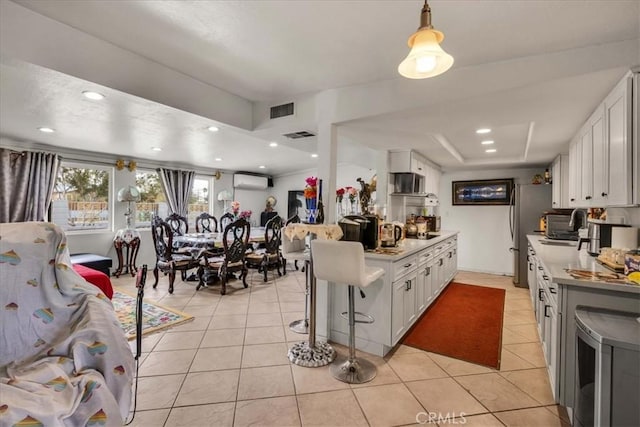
[195,212,218,233]
[219,212,235,232]
[245,216,284,282]
[165,213,189,236]
[197,217,250,295]
[150,216,197,294]
[284,214,302,271]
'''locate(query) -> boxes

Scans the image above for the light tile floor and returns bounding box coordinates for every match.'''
[113,267,570,426]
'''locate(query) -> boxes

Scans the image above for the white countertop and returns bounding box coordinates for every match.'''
[364,231,459,261]
[527,235,640,294]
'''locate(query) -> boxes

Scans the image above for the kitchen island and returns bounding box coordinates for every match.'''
[320,231,459,357]
[526,235,640,415]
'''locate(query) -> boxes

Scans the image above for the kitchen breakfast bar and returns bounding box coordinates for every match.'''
[314,231,459,357]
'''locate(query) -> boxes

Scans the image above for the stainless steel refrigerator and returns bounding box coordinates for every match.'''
[509,184,552,288]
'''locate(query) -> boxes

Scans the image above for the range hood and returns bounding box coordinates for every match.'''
[392,173,424,194]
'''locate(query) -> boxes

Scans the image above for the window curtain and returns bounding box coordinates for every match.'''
[0,148,61,223]
[157,168,195,218]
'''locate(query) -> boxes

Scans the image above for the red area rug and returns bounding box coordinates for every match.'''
[402,282,505,369]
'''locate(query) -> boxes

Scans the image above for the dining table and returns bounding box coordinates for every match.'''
[173,227,267,255]
[284,223,343,367]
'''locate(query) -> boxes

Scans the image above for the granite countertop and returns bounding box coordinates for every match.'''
[527,235,640,294]
[364,231,459,261]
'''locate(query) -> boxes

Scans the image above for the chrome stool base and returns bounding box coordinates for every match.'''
[330,354,377,384]
[288,341,336,367]
[288,319,309,334]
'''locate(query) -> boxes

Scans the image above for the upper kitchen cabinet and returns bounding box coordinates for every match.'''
[568,70,638,208]
[551,154,569,209]
[388,150,441,195]
[604,72,634,206]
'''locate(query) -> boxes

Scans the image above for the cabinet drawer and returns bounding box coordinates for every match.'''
[418,249,434,265]
[393,256,418,281]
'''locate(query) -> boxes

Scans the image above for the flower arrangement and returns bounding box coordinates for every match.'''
[346,186,358,203]
[336,187,345,203]
[239,210,252,220]
[304,176,318,199]
[231,200,240,215]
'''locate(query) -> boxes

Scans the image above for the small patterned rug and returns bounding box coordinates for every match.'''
[112,288,194,340]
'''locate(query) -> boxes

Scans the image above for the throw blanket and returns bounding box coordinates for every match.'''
[0,222,133,426]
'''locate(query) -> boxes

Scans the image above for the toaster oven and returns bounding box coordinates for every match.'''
[545,214,578,240]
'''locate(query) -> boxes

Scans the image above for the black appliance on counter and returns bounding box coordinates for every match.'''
[339,215,379,250]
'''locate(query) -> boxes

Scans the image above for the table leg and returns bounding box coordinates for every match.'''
[288,243,336,367]
[113,240,125,278]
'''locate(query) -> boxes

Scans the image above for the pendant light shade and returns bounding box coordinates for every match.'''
[398,1,454,79]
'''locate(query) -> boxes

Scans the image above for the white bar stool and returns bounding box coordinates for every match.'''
[311,240,385,384]
[281,232,310,333]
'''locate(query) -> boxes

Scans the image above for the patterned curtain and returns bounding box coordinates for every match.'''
[0,148,61,222]
[157,168,195,217]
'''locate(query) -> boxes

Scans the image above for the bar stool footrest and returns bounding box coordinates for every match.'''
[339,311,375,324]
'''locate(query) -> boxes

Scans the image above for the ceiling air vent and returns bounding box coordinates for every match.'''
[270,102,294,119]
[283,130,315,139]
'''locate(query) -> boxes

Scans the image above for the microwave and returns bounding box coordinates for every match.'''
[393,173,424,194]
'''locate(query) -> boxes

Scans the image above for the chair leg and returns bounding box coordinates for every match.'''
[283,257,287,275]
[294,260,299,271]
[242,267,248,288]
[153,265,159,288]
[168,271,176,294]
[262,257,268,282]
[329,285,377,384]
[196,266,205,291]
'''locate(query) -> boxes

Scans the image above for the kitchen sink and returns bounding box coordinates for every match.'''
[540,239,578,247]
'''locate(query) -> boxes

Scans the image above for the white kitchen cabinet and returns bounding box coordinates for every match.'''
[389,150,425,175]
[551,154,570,209]
[567,70,637,208]
[604,73,633,206]
[568,136,580,207]
[391,270,417,344]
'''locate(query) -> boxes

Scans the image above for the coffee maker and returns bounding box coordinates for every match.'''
[578,220,631,256]
[340,215,379,250]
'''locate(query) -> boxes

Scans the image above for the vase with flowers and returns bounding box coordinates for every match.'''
[304,176,318,223]
[346,186,358,214]
[231,200,241,216]
[336,187,345,218]
[239,210,252,221]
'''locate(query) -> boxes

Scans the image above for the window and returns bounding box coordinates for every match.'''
[188,177,211,229]
[135,170,166,229]
[51,162,112,232]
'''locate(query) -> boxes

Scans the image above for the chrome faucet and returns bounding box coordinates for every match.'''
[569,208,587,231]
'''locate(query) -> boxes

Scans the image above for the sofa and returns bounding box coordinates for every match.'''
[0,222,133,426]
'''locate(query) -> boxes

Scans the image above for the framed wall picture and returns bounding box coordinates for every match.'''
[287,190,305,218]
[452,178,514,205]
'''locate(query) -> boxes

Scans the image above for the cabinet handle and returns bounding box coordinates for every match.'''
[549,287,556,294]
[538,266,543,271]
[552,202,557,205]
[586,196,592,200]
[529,263,533,271]
[439,258,443,266]
[570,198,576,202]
[404,263,412,268]
[539,289,544,301]
[448,252,452,258]
[426,266,431,276]
[543,275,549,280]
[601,192,607,197]
[544,305,550,318]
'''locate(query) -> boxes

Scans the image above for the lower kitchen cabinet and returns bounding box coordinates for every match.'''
[326,232,459,356]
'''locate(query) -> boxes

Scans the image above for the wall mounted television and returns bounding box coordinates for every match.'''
[452,178,514,205]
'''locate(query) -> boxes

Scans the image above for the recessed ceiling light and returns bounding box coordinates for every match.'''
[476,128,491,134]
[259,165,266,169]
[215,157,222,161]
[485,148,497,153]
[82,91,105,100]
[269,142,278,147]
[481,140,494,145]
[207,125,219,132]
[38,127,55,133]
[151,147,162,152]
[311,153,318,158]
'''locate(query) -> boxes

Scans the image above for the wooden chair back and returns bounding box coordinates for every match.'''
[165,213,188,236]
[196,212,218,233]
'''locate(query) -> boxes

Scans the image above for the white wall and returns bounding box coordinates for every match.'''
[439,167,546,276]
[272,163,376,220]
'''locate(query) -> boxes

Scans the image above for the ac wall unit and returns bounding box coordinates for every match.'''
[233,174,268,190]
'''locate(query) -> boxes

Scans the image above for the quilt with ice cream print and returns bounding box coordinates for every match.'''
[0,222,133,426]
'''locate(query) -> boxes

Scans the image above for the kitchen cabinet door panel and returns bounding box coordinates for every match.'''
[605,75,633,206]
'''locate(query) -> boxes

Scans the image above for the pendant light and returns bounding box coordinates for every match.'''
[398,0,454,79]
